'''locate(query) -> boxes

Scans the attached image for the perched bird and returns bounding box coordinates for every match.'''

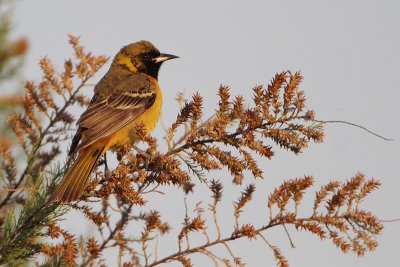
[51,41,178,202]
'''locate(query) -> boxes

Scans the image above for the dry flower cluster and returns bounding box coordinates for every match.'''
[0,35,383,266]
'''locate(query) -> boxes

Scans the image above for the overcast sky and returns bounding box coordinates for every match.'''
[12,1,400,266]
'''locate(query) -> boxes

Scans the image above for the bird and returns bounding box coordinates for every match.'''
[51,41,178,202]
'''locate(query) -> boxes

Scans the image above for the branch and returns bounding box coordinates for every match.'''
[0,72,95,209]
[313,119,393,141]
[146,221,281,266]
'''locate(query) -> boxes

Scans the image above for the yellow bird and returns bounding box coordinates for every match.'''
[51,41,178,202]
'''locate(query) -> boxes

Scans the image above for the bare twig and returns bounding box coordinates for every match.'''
[313,119,393,141]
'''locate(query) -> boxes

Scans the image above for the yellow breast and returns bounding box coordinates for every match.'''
[136,83,163,133]
[105,84,162,150]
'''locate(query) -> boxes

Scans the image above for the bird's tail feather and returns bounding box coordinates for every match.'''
[51,147,103,202]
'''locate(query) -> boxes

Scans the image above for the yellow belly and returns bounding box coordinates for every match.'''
[105,84,162,151]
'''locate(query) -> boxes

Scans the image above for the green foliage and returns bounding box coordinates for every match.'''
[0,166,66,266]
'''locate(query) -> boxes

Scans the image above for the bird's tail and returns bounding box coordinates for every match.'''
[51,147,104,202]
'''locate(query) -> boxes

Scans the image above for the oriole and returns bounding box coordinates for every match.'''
[51,41,178,202]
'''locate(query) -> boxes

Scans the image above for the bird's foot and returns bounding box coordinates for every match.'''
[103,153,112,179]
[132,145,151,169]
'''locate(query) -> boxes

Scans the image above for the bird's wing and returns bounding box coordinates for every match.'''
[74,74,156,151]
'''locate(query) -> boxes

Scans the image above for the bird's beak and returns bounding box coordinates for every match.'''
[153,53,179,63]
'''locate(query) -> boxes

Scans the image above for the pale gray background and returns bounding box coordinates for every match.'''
[12,0,399,266]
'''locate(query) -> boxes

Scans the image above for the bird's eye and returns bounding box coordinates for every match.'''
[142,54,150,60]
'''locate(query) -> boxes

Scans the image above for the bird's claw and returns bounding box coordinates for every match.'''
[132,145,151,170]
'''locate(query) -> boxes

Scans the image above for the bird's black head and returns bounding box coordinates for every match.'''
[118,40,178,79]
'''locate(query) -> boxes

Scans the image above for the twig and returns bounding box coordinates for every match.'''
[380,218,400,223]
[222,242,237,264]
[313,119,393,141]
[282,224,296,248]
[210,202,221,241]
[3,186,35,192]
